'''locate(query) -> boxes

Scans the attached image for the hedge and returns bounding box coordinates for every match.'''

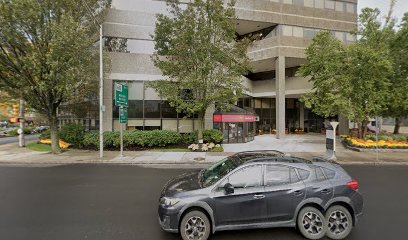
[83,130,182,149]
[82,129,224,149]
[60,123,85,147]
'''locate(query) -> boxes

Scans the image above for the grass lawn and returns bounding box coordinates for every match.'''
[26,142,52,153]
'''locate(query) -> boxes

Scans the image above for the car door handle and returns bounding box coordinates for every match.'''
[294,190,304,196]
[253,194,265,199]
[321,189,331,194]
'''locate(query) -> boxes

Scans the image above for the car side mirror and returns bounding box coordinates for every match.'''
[224,183,234,195]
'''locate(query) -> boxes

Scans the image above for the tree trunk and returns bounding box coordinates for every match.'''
[49,112,61,154]
[394,117,402,134]
[358,120,369,139]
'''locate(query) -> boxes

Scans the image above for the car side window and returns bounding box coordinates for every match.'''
[315,167,326,181]
[264,165,291,186]
[228,165,262,189]
[322,167,336,179]
[297,168,310,180]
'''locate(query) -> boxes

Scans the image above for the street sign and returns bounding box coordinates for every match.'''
[115,83,128,107]
[119,107,128,124]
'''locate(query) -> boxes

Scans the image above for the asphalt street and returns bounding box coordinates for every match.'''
[0,134,39,145]
[0,164,407,240]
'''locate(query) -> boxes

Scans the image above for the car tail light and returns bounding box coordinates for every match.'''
[347,180,359,191]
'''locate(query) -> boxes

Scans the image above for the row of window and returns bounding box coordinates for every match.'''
[268,25,356,42]
[221,164,335,189]
[275,0,357,14]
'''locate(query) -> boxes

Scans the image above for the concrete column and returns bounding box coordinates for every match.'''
[338,115,349,135]
[276,56,286,139]
[103,78,113,131]
[299,101,305,130]
[204,104,215,130]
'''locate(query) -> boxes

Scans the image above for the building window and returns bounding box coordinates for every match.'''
[335,1,345,12]
[128,100,143,118]
[282,25,293,36]
[293,26,304,38]
[325,0,335,10]
[144,100,161,118]
[346,3,357,14]
[161,101,178,118]
[304,0,314,8]
[314,0,324,9]
[283,0,293,4]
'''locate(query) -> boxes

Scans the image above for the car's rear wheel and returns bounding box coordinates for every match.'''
[180,210,210,240]
[297,206,327,240]
[325,205,353,239]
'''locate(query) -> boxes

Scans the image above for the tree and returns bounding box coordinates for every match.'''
[0,0,111,153]
[299,30,393,139]
[387,13,408,133]
[150,0,251,143]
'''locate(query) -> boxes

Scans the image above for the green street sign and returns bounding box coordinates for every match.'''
[119,107,128,124]
[115,83,128,107]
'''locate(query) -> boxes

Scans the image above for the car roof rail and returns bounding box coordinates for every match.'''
[234,150,285,156]
[246,156,309,164]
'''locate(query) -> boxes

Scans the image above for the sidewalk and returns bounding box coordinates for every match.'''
[0,137,407,165]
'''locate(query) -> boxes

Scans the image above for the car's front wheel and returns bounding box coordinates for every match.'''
[180,210,210,240]
[325,205,353,239]
[297,206,327,240]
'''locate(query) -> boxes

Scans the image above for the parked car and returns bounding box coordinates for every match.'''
[158,150,363,240]
[33,126,49,133]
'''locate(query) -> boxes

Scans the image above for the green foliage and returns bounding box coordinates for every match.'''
[366,133,408,142]
[0,0,111,153]
[26,142,52,153]
[7,129,18,136]
[39,130,51,140]
[181,132,198,144]
[24,127,32,135]
[203,129,224,143]
[150,0,252,140]
[60,123,85,147]
[210,146,224,152]
[82,130,183,149]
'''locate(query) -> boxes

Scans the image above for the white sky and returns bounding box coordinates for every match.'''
[358,0,408,23]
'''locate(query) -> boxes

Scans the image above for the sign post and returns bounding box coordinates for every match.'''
[325,122,339,160]
[115,83,128,158]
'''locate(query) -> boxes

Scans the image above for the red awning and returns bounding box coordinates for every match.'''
[213,114,257,123]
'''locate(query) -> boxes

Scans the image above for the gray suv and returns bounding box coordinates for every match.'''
[158,151,363,240]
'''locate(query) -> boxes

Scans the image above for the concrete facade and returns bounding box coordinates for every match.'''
[101,0,358,135]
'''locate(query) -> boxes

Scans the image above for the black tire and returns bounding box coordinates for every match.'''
[297,206,327,240]
[325,205,353,239]
[180,210,211,240]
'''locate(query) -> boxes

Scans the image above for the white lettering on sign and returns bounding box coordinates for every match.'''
[116,83,122,92]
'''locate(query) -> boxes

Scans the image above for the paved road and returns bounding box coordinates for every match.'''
[0,134,39,145]
[0,164,407,240]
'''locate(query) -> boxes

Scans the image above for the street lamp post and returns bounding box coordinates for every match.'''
[99,24,104,159]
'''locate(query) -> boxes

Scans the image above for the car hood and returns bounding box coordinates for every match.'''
[161,170,203,197]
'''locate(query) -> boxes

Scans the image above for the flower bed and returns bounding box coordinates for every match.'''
[39,139,72,149]
[341,135,408,149]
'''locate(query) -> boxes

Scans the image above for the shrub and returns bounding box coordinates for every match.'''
[24,127,32,134]
[181,131,198,144]
[83,131,99,149]
[394,135,407,142]
[7,129,18,136]
[39,130,51,140]
[82,130,182,149]
[60,123,85,147]
[203,129,224,143]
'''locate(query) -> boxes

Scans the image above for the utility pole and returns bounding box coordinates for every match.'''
[99,24,104,159]
[18,99,25,147]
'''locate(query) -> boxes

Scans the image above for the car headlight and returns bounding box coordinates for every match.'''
[160,197,180,207]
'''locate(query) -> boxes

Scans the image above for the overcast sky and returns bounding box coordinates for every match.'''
[359,0,408,23]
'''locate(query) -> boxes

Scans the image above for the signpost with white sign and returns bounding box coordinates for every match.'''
[326,122,339,160]
[115,83,128,157]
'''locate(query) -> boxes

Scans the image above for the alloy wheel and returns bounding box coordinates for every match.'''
[184,216,207,240]
[302,211,324,236]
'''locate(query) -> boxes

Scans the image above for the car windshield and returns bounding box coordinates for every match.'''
[202,155,243,187]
